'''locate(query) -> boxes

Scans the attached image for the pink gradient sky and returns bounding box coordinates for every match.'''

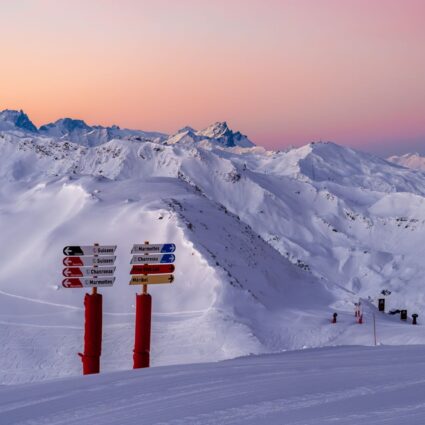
[0,0,424,153]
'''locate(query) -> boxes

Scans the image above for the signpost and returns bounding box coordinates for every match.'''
[130,274,174,285]
[63,267,116,277]
[63,245,116,256]
[63,256,116,267]
[61,244,117,376]
[130,254,175,264]
[130,264,175,275]
[62,277,115,288]
[131,243,176,254]
[130,241,176,369]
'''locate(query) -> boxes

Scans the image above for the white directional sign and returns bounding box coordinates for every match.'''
[131,243,176,254]
[130,254,175,264]
[63,256,116,267]
[63,245,117,256]
[62,277,116,288]
[62,245,117,289]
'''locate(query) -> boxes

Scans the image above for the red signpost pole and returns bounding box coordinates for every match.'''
[63,243,116,376]
[79,288,103,375]
[133,240,152,369]
[133,290,152,368]
[130,240,176,369]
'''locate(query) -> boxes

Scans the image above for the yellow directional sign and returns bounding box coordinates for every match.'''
[129,274,174,285]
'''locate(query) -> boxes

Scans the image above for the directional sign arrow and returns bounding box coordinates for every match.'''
[62,277,115,288]
[62,278,84,288]
[129,274,174,285]
[130,264,175,275]
[63,245,117,256]
[130,254,175,265]
[62,267,116,277]
[63,256,116,267]
[131,243,176,254]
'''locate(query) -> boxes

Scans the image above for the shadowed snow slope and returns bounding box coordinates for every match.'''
[2,117,425,384]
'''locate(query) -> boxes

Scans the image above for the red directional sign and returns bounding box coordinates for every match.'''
[62,244,117,289]
[130,264,175,275]
[63,256,116,267]
[63,267,116,277]
[62,277,115,288]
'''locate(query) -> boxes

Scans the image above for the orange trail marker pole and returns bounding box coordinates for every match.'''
[133,241,152,369]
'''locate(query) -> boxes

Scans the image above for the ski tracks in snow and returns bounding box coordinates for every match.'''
[2,346,425,425]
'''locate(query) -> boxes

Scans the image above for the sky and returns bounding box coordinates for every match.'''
[0,0,424,154]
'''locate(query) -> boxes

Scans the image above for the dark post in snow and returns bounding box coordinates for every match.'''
[378,298,385,312]
[400,310,408,321]
[412,313,418,325]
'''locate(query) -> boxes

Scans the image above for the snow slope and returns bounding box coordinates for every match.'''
[2,111,425,384]
[2,345,425,425]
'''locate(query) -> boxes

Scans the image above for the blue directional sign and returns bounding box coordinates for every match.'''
[130,254,175,264]
[131,243,176,254]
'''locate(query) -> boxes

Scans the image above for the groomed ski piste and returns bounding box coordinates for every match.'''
[2,110,425,423]
[2,346,425,425]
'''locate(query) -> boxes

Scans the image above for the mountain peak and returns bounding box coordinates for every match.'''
[177,126,196,134]
[197,121,254,148]
[198,121,230,139]
[0,109,37,132]
[39,117,90,133]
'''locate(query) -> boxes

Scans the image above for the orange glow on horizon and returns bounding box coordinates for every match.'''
[0,0,424,153]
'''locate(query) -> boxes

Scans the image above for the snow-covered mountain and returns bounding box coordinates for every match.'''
[0,109,166,146]
[388,152,425,172]
[166,121,254,147]
[1,109,425,384]
[0,109,38,132]
[0,109,252,148]
[39,118,166,147]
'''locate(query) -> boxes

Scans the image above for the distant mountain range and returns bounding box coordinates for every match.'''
[0,109,254,148]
